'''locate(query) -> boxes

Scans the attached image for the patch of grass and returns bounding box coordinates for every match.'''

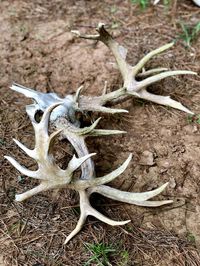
[187,114,194,124]
[84,242,130,266]
[187,232,196,244]
[8,220,24,236]
[197,115,200,125]
[125,224,134,232]
[187,114,200,125]
[119,250,129,266]
[19,25,28,34]
[84,242,116,266]
[131,0,170,9]
[111,21,120,29]
[179,21,200,47]
[131,0,149,9]
[71,206,81,216]
[110,5,117,14]
[17,175,26,183]
[0,138,5,145]
[164,0,170,4]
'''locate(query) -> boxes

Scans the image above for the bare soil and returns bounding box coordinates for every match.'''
[0,0,200,265]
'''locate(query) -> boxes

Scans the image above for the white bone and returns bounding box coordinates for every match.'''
[68,153,96,173]
[75,154,132,189]
[13,138,35,159]
[89,183,173,206]
[4,156,39,178]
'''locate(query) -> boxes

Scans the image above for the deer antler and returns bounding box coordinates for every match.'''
[6,22,196,244]
[5,91,172,244]
[72,23,196,114]
[5,97,172,243]
[4,103,96,201]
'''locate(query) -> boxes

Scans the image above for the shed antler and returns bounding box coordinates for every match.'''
[5,103,95,201]
[5,100,172,244]
[72,23,196,114]
[6,22,196,244]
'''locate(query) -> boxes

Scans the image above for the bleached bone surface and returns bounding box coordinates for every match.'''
[193,0,200,7]
[154,0,200,7]
[72,23,196,114]
[6,22,197,244]
[6,100,173,243]
[10,83,78,124]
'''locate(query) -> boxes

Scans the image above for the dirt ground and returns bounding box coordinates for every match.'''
[0,0,200,265]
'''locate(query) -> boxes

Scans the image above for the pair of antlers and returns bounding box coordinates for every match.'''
[5,23,196,244]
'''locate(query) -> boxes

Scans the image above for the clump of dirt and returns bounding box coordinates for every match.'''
[0,0,200,265]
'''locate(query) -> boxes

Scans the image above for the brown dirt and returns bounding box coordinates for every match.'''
[0,0,200,265]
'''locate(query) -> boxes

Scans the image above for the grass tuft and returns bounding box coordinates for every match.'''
[131,0,149,9]
[84,242,116,266]
[179,21,200,47]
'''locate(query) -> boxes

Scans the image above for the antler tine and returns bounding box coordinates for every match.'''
[136,70,197,91]
[39,102,63,128]
[74,85,84,106]
[137,89,194,114]
[64,191,130,244]
[56,115,126,138]
[4,155,39,178]
[13,138,35,158]
[71,30,100,41]
[89,183,173,207]
[64,210,86,244]
[137,67,168,78]
[10,83,41,101]
[15,184,46,202]
[33,103,64,156]
[72,154,132,190]
[132,42,174,76]
[67,153,96,173]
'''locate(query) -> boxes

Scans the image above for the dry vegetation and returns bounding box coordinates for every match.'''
[0,0,200,265]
